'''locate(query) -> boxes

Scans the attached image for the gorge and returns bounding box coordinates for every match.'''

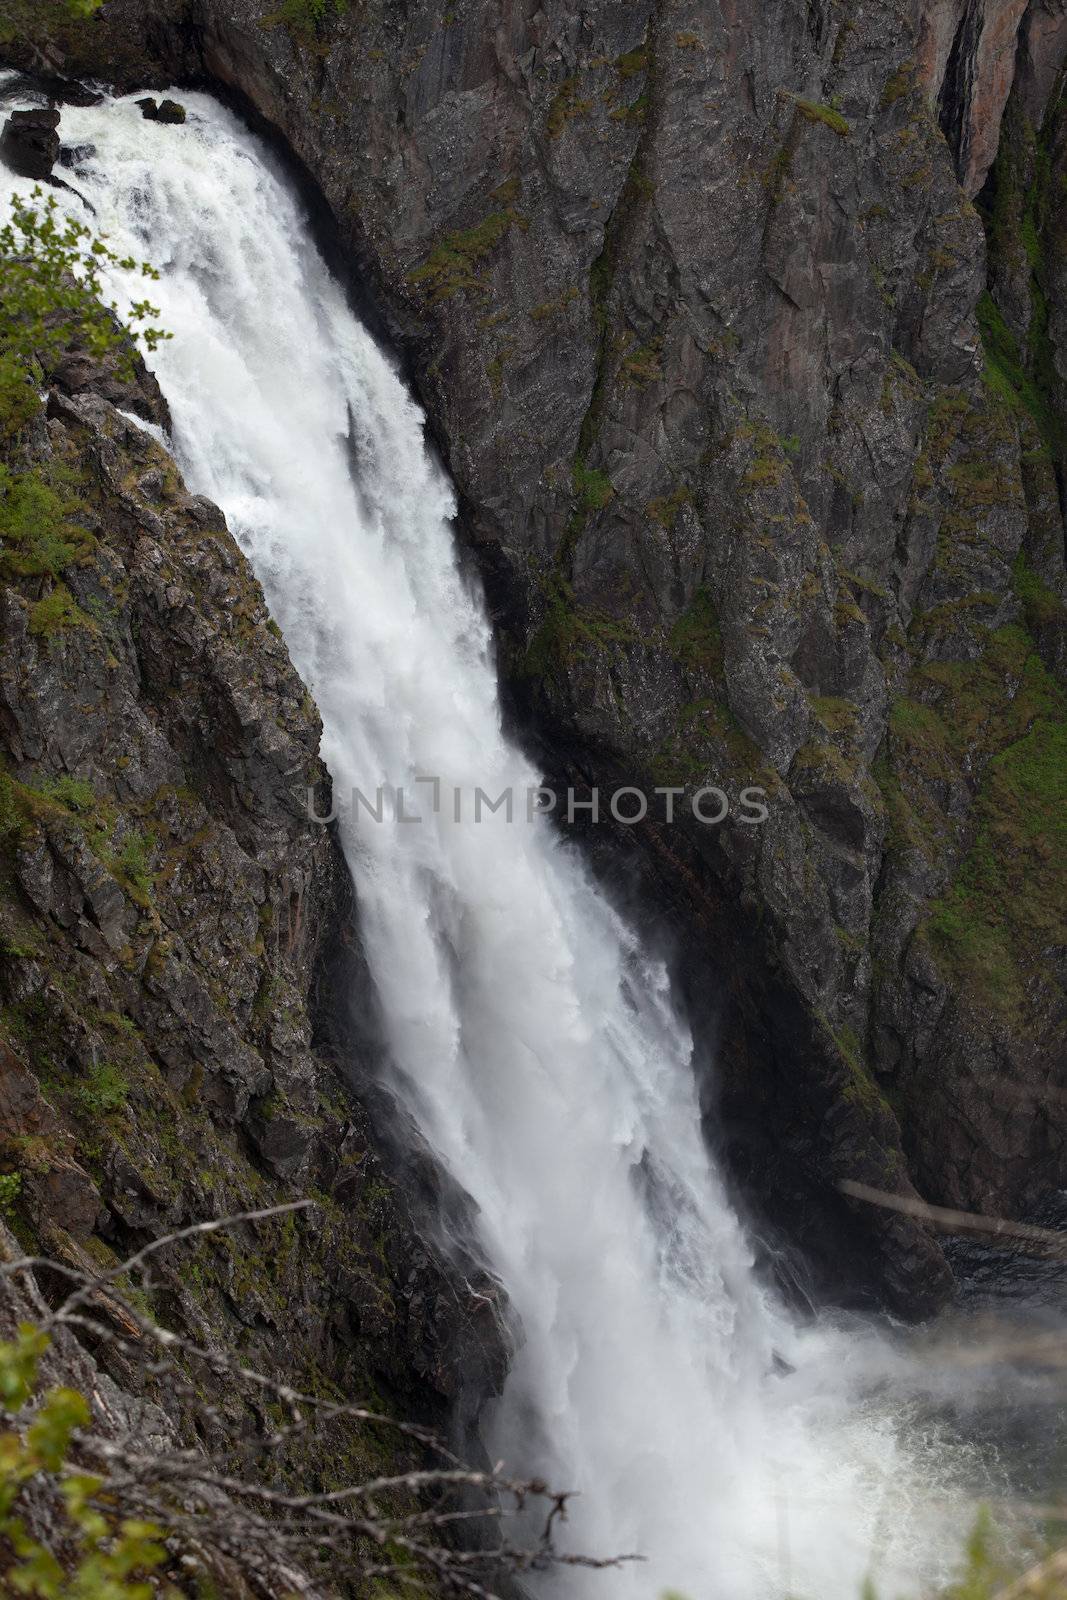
[0,1,1066,1596]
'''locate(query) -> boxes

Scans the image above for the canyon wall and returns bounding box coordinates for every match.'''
[0,330,504,1508]
[9,0,1067,1320]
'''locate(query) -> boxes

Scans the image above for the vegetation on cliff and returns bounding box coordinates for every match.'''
[0,188,167,437]
[0,1217,595,1599]
[0,141,518,1600]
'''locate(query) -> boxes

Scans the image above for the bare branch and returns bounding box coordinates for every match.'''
[0,1209,629,1599]
[839,1180,1067,1258]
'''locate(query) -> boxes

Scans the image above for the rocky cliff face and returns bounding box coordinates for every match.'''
[14,0,1067,1319]
[0,332,504,1495]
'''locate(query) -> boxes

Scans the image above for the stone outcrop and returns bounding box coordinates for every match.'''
[9,0,1067,1321]
[136,94,187,122]
[0,330,504,1497]
[1,106,60,178]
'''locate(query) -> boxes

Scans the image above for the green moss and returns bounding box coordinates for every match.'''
[572,460,614,512]
[743,457,788,490]
[735,419,794,491]
[890,694,949,741]
[0,462,93,580]
[27,583,95,639]
[54,1059,129,1118]
[791,738,860,787]
[1026,277,1060,436]
[977,103,1067,459]
[651,695,777,793]
[924,389,972,464]
[842,1057,890,1115]
[811,695,860,735]
[977,290,1060,452]
[115,831,154,904]
[615,46,648,79]
[913,642,1067,1024]
[580,138,656,465]
[486,340,515,396]
[669,587,722,675]
[610,93,649,127]
[646,486,691,527]
[407,200,525,303]
[2,772,159,909]
[260,0,346,39]
[840,567,888,601]
[620,337,662,387]
[796,99,850,137]
[1014,550,1067,630]
[880,62,915,109]
[547,76,592,138]
[39,775,96,813]
[521,574,636,682]
[529,286,580,322]
[0,772,62,843]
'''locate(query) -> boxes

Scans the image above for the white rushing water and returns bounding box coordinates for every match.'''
[3,89,993,1599]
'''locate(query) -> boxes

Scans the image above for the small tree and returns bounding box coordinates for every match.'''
[0,188,170,437]
[0,1325,170,1599]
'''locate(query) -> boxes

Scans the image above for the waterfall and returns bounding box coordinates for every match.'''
[6,90,987,1599]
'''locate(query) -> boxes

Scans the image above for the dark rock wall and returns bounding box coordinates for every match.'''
[0,338,504,1498]
[12,0,1067,1318]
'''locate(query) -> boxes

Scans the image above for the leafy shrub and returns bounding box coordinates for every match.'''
[67,1060,129,1117]
[114,833,153,903]
[0,463,92,581]
[0,1326,167,1599]
[27,584,93,640]
[0,189,169,437]
[39,777,96,815]
[0,1172,21,1216]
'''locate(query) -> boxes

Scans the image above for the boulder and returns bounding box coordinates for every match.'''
[35,75,102,108]
[137,97,187,125]
[59,141,96,170]
[1,108,61,180]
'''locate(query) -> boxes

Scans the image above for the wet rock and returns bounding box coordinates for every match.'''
[38,1161,101,1241]
[137,96,187,125]
[0,1042,47,1138]
[1,107,61,180]
[32,73,103,108]
[248,1112,314,1180]
[59,141,97,169]
[48,348,170,430]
